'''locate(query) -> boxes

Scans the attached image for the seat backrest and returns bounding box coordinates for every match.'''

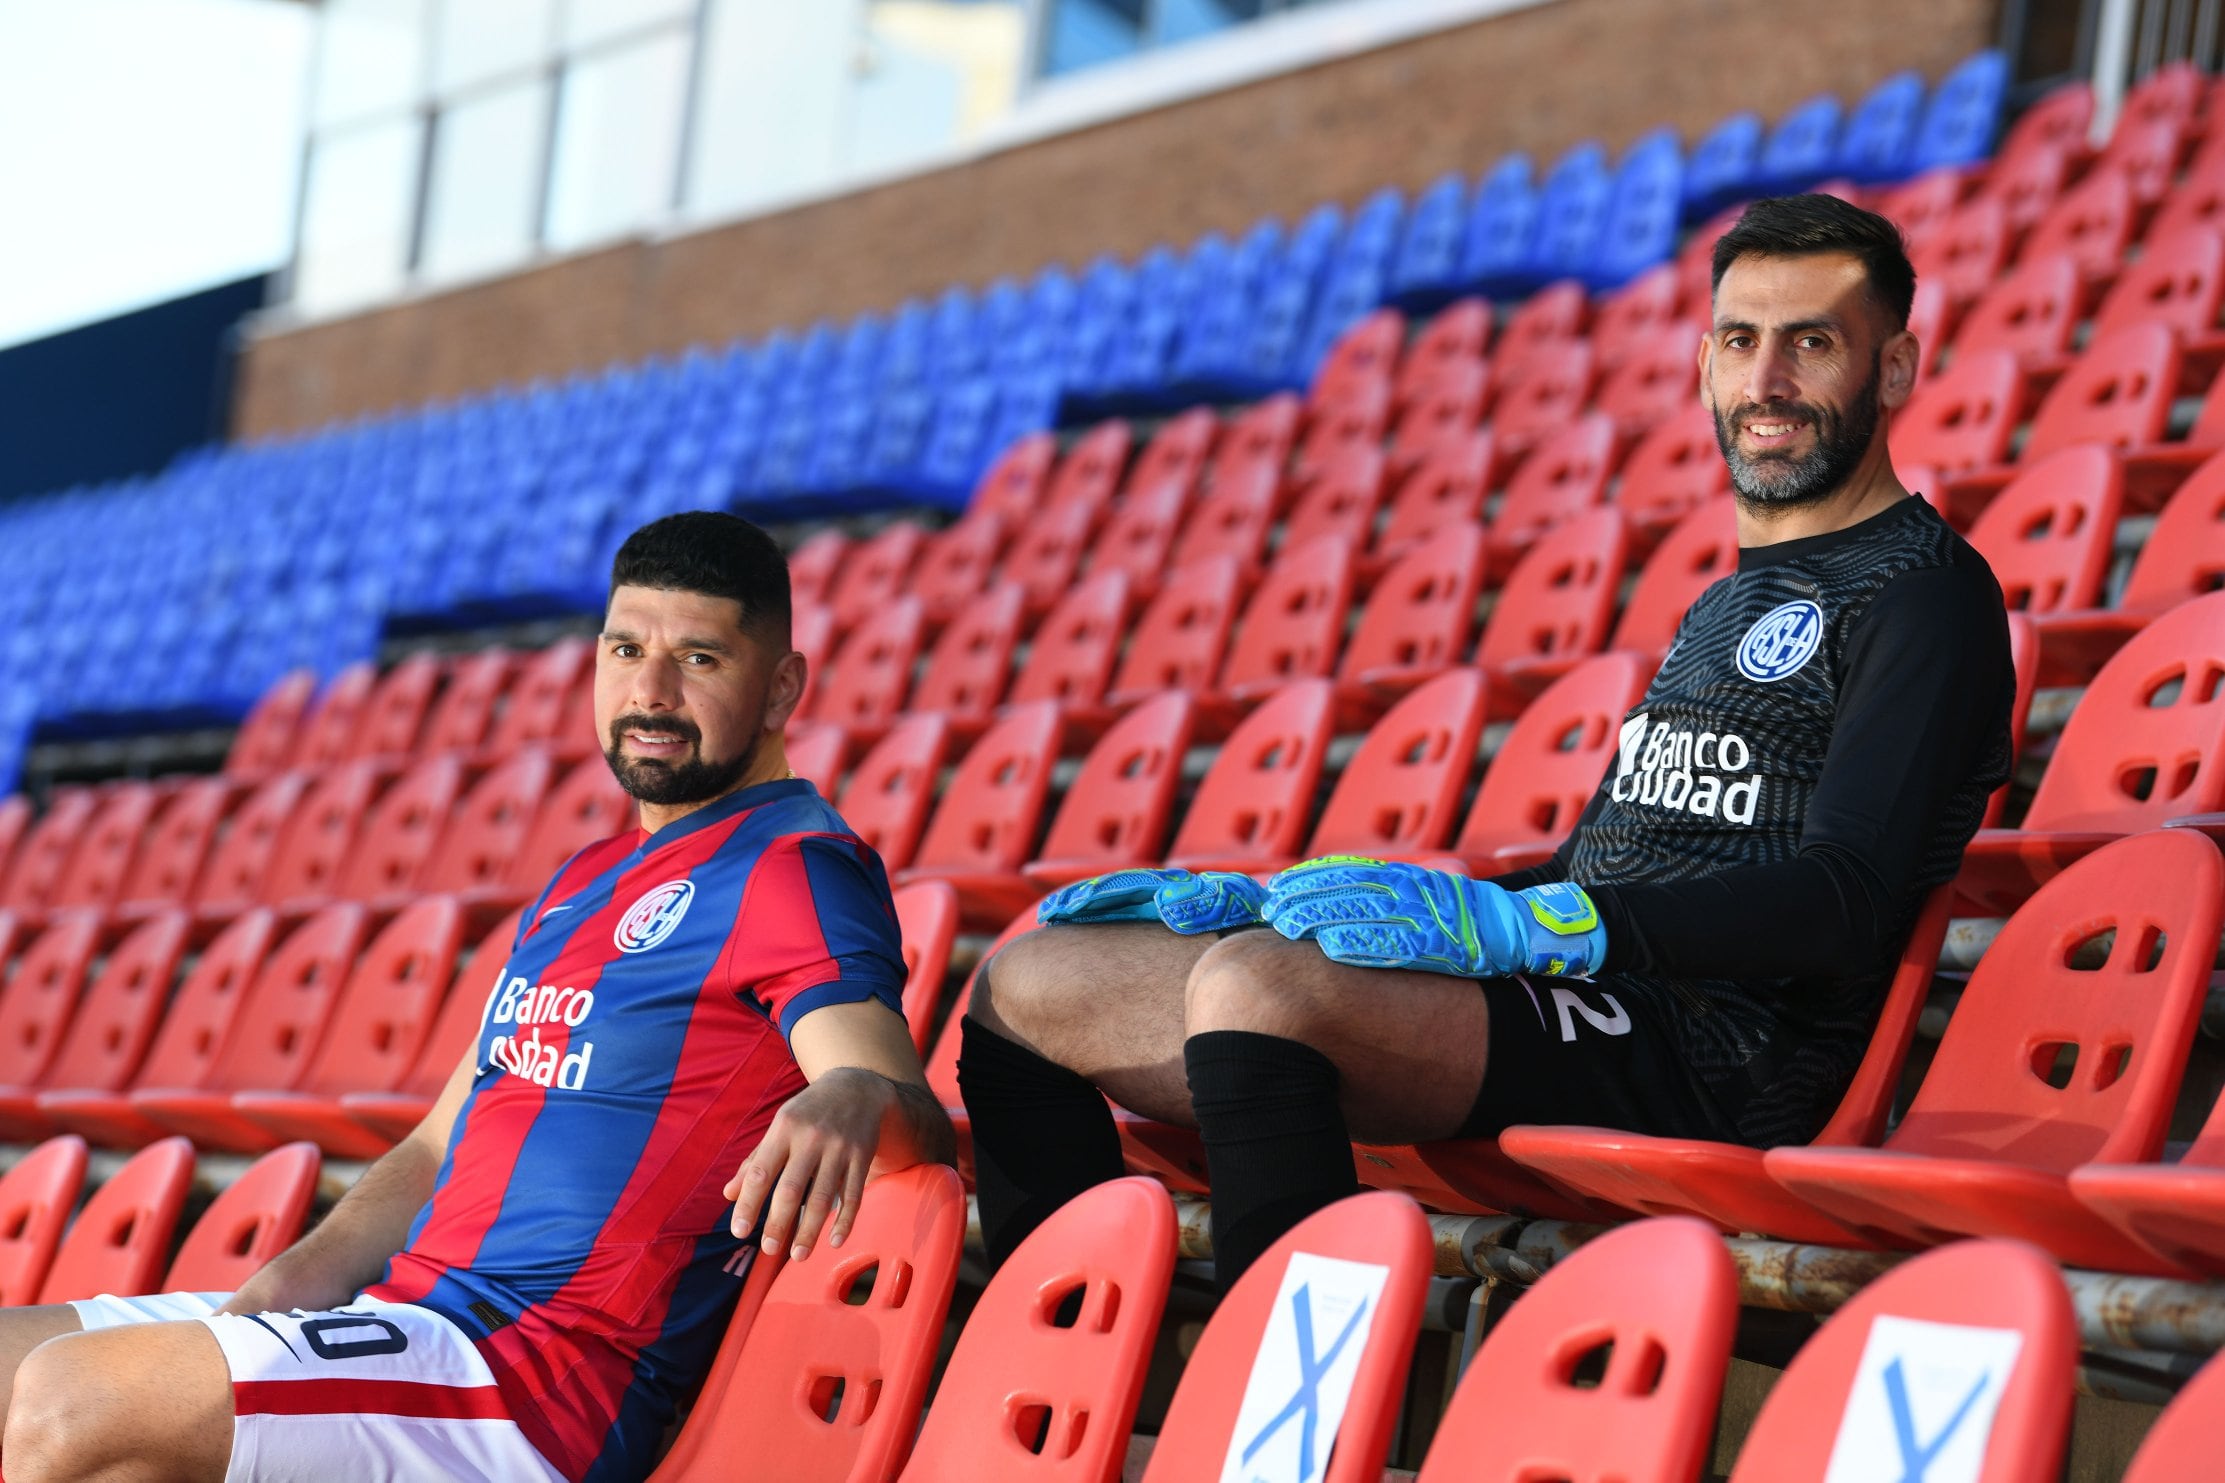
[190,771,311,915]
[910,703,1063,877]
[351,652,442,762]
[2023,590,2225,831]
[1375,434,1492,565]
[1338,522,1487,686]
[924,907,1042,1107]
[1169,478,1277,575]
[1416,1216,1736,1483]
[1476,508,1630,672]
[1612,498,1738,653]
[417,748,554,896]
[1491,339,1597,454]
[1805,887,1957,1148]
[204,903,371,1096]
[837,714,954,874]
[1120,408,1218,504]
[810,596,927,734]
[967,433,1058,528]
[2022,164,2137,282]
[2023,322,2181,462]
[1307,669,1487,859]
[1309,308,1404,420]
[127,908,278,1092]
[1908,193,2010,304]
[39,910,188,1094]
[46,782,160,916]
[1591,263,1683,370]
[1613,405,1728,534]
[485,636,595,759]
[1496,281,1590,377]
[116,777,236,915]
[788,530,853,610]
[792,605,837,719]
[0,914,104,1087]
[1394,298,1491,408]
[1032,694,1196,876]
[1889,830,2224,1169]
[417,649,514,757]
[2121,447,2225,613]
[1282,446,1387,555]
[291,662,378,771]
[1170,680,1335,867]
[1087,481,1190,594]
[1493,414,1618,558]
[225,670,317,779]
[902,1177,1177,1482]
[0,1136,87,1306]
[648,1163,966,1483]
[36,1135,196,1303]
[1140,1192,1431,1483]
[299,895,466,1098]
[1008,571,1132,711]
[1455,654,1648,858]
[258,759,383,908]
[1,787,100,916]
[911,513,1005,625]
[2000,76,2093,163]
[1387,359,1487,472]
[1954,250,2082,363]
[785,723,848,796]
[2094,225,2225,342]
[912,583,1024,725]
[1729,1240,2075,1483]
[504,755,633,894]
[890,882,958,1056]
[164,1141,321,1293]
[1761,92,1842,186]
[829,522,928,636]
[398,907,526,1098]
[0,797,30,895]
[1044,420,1134,526]
[335,754,466,901]
[1888,347,2024,471]
[1979,137,2071,234]
[1218,537,1356,701]
[1107,561,1241,707]
[1965,444,2123,615]
[1593,318,1700,437]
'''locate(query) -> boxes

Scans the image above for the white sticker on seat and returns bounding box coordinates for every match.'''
[1822,1314,2026,1483]
[1217,1252,1390,1483]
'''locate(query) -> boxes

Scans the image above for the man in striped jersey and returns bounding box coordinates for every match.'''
[961,193,2015,1288]
[0,512,952,1483]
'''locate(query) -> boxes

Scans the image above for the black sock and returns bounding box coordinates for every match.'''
[1184,1029,1360,1290]
[956,1012,1125,1269]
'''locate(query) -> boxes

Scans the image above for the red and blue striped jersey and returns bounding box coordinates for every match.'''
[365,777,905,1483]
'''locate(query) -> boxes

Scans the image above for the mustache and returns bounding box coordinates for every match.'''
[609,713,702,748]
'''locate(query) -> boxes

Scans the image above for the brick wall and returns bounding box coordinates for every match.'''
[232,0,2000,439]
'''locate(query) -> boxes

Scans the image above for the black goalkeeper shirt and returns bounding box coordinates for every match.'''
[1499,493,2013,1143]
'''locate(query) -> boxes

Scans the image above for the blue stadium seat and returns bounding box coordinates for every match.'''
[878,299,935,391]
[1170,219,1285,400]
[1236,203,1349,396]
[1836,70,1924,183]
[992,266,1077,381]
[1458,154,1540,298]
[1759,94,1843,193]
[1095,242,1201,413]
[1522,142,1615,290]
[1387,171,1469,309]
[927,287,982,383]
[1588,128,1684,290]
[1299,189,1406,376]
[1061,254,1136,407]
[1683,111,1763,219]
[1910,48,2008,172]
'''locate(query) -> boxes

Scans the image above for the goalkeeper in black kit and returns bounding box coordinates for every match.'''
[957,193,2016,1287]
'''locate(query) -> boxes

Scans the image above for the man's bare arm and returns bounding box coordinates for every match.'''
[219,1050,476,1315]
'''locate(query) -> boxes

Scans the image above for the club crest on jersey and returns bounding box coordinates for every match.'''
[616,880,695,954]
[1737,599,1824,682]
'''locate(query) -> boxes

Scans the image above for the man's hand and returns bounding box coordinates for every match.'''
[724,1066,900,1259]
[1036,867,1268,933]
[1263,857,1607,979]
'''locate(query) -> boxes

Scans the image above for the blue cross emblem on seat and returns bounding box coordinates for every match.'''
[1236,1282,1373,1482]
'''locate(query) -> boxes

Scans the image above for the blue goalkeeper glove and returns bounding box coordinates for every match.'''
[1262,857,1606,978]
[1035,867,1269,935]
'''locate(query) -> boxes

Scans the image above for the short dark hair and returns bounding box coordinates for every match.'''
[609,511,792,647]
[1710,193,1917,332]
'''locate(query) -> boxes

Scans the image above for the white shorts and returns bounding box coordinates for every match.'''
[70,1291,566,1483]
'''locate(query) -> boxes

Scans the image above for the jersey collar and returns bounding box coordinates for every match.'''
[632,776,815,855]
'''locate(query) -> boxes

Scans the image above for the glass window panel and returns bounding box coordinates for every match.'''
[686,0,862,219]
[545,31,691,251]
[1043,0,1146,76]
[856,1,1024,146]
[420,81,548,283]
[1154,0,1269,45]
[293,118,423,315]
[563,0,694,49]
[312,0,428,128]
[433,0,555,96]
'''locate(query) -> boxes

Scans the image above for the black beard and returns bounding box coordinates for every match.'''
[1714,352,1883,509]
[603,715,758,807]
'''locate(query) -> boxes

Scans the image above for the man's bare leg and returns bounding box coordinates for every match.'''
[6,1319,233,1483]
[0,1306,84,1426]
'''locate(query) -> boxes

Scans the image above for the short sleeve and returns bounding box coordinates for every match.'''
[729,834,908,1037]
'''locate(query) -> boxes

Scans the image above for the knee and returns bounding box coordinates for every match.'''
[1185,930,1336,1039]
[972,929,1085,1038]
[7,1336,109,1483]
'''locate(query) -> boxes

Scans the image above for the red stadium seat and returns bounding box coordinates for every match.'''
[1005,570,1132,732]
[1611,497,1737,658]
[2121,1344,2225,1482]
[1308,308,1404,420]
[828,522,928,637]
[467,755,631,915]
[2091,225,2225,348]
[1414,1217,1735,1483]
[1905,274,1953,380]
[1489,413,1617,577]
[1444,653,1650,876]
[290,662,377,772]
[891,882,959,1058]
[1385,362,1488,481]
[1764,831,2224,1271]
[1168,477,1276,577]
[1675,204,1742,309]
[2032,447,2225,681]
[1498,891,1954,1243]
[1726,1240,2074,1483]
[113,777,239,923]
[910,583,1024,740]
[45,781,160,919]
[2000,77,2094,165]
[2070,1047,2225,1278]
[792,605,836,720]
[37,1135,196,1303]
[808,596,927,741]
[1979,137,2072,235]
[2106,112,2193,207]
[319,753,465,911]
[351,652,442,764]
[1104,557,1241,710]
[968,433,1058,531]
[2021,164,2136,286]
[1612,404,1728,539]
[1876,166,1968,255]
[0,911,189,1144]
[900,1177,1176,1483]
[1495,281,1590,380]
[1167,680,1334,874]
[1964,444,2123,642]
[1024,693,1196,891]
[897,701,1063,927]
[1137,1192,1429,1483]
[241,760,382,922]
[127,903,374,1152]
[35,911,270,1150]
[1,787,100,921]
[230,896,468,1156]
[1889,348,2027,523]
[1908,193,2011,305]
[0,1136,87,1305]
[2122,58,2203,132]
[0,796,30,893]
[910,513,1005,626]
[647,1162,965,1483]
[1953,250,2082,366]
[1954,589,2225,913]
[417,649,515,759]
[1491,340,1597,464]
[837,715,954,875]
[409,749,553,910]
[1213,537,1356,713]
[1592,320,1701,440]
[189,771,310,923]
[2021,321,2182,466]
[1044,420,1135,527]
[340,908,524,1145]
[1282,445,1387,555]
[2147,133,2225,245]
[1001,500,1097,619]
[1370,434,1492,578]
[787,530,851,612]
[785,722,848,795]
[164,1141,321,1293]
[1293,391,1389,487]
[1334,521,1486,716]
[1088,481,1190,599]
[0,914,103,1100]
[1478,507,1630,712]
[1119,409,1217,506]
[1395,297,1492,408]
[225,670,316,781]
[1590,262,1684,370]
[482,637,595,763]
